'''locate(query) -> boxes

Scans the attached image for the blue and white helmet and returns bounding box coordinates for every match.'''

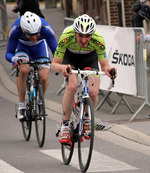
[20,11,42,35]
[73,14,96,34]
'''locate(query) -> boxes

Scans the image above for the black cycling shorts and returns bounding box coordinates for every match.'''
[62,48,99,70]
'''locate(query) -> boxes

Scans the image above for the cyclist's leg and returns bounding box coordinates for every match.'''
[62,74,78,120]
[88,76,100,107]
[16,56,29,119]
[14,42,30,119]
[15,42,30,102]
[59,74,78,143]
[39,67,50,95]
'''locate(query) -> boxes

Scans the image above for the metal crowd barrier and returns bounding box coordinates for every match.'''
[129,28,150,121]
[95,27,150,121]
[64,17,74,27]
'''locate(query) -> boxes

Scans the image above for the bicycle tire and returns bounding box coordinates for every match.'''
[21,92,32,141]
[35,83,46,147]
[61,122,75,165]
[78,97,94,172]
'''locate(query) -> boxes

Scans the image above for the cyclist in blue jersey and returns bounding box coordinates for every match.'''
[51,14,117,143]
[5,11,58,120]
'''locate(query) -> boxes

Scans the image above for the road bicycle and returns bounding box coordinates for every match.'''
[16,59,51,147]
[56,67,115,172]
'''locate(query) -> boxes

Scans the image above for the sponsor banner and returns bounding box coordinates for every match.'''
[96,25,137,96]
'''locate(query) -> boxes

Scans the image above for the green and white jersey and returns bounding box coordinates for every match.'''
[54,25,107,61]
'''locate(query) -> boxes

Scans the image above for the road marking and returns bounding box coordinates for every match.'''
[0,159,24,173]
[40,149,138,172]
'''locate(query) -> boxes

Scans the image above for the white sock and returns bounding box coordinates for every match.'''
[19,101,25,110]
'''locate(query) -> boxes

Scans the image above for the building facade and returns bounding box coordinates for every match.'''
[69,0,135,27]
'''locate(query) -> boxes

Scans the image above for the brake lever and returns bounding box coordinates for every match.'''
[16,59,23,77]
[65,67,71,85]
[17,59,22,65]
[110,68,115,88]
[107,68,115,90]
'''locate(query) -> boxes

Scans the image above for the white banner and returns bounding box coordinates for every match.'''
[96,25,137,96]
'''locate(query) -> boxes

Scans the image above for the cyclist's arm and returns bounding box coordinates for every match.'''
[99,58,117,78]
[40,19,58,55]
[5,18,22,63]
[51,57,72,77]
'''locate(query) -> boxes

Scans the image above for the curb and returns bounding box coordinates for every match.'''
[108,124,150,146]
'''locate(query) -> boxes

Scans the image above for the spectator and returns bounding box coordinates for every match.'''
[12,0,44,18]
[132,0,150,27]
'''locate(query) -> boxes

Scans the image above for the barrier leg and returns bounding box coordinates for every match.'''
[99,90,113,107]
[129,102,150,122]
[95,91,112,111]
[111,93,134,114]
[111,95,122,114]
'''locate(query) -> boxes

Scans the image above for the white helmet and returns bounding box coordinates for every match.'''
[20,11,42,35]
[73,14,96,34]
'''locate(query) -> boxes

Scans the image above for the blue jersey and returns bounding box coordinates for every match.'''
[5,16,58,63]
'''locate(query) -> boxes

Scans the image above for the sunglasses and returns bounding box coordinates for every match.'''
[25,32,40,37]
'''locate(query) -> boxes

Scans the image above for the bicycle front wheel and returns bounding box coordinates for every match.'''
[78,97,94,172]
[21,95,32,141]
[61,122,75,165]
[35,83,46,147]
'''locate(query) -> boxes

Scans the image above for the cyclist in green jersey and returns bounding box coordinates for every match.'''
[51,14,117,143]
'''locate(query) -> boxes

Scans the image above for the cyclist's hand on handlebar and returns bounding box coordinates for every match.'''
[15,59,23,67]
[62,65,72,77]
[12,56,19,68]
[105,67,117,79]
[106,67,117,89]
[109,67,117,79]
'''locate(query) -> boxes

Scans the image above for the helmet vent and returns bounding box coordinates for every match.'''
[20,11,42,35]
[73,14,96,34]
[86,25,89,30]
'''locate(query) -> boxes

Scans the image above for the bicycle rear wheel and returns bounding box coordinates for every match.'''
[61,122,75,165]
[78,97,94,172]
[21,94,32,141]
[35,83,46,147]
